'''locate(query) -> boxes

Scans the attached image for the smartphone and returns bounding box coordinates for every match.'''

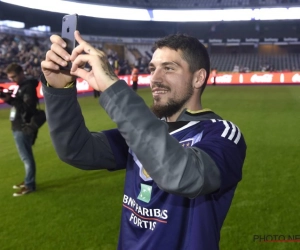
[61,13,78,69]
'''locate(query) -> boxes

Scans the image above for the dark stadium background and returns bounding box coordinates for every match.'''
[1,2,300,250]
[1,0,300,77]
[1,0,300,39]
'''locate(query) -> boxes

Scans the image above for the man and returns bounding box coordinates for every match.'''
[211,68,217,85]
[0,63,39,196]
[93,88,101,98]
[41,31,246,249]
[131,66,139,91]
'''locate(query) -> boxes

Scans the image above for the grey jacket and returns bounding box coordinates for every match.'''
[42,79,221,198]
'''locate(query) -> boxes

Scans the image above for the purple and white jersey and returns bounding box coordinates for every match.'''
[104,119,246,250]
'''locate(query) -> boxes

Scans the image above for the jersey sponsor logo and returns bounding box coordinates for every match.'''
[211,119,241,144]
[123,194,168,231]
[137,184,152,203]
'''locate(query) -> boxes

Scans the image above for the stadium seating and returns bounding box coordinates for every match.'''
[1,29,300,81]
[210,53,300,72]
[74,0,299,8]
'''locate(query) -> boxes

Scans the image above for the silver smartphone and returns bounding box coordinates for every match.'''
[61,14,78,69]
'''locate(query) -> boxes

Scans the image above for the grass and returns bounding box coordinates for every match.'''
[0,85,300,250]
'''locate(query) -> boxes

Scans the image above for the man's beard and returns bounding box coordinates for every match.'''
[150,85,193,119]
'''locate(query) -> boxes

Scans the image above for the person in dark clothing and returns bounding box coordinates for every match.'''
[211,68,217,86]
[0,63,39,196]
[131,67,139,91]
[93,89,101,98]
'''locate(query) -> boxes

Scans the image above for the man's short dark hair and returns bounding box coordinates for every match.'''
[154,34,210,93]
[5,63,23,75]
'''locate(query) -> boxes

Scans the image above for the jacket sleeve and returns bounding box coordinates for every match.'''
[0,92,12,103]
[6,80,38,122]
[100,80,225,198]
[42,79,119,170]
[3,91,27,109]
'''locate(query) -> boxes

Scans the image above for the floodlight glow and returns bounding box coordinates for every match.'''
[152,10,223,22]
[253,7,300,20]
[1,0,300,22]
[221,9,253,21]
[0,0,151,21]
[153,9,254,22]
[280,7,300,20]
[0,20,25,28]
[0,0,62,10]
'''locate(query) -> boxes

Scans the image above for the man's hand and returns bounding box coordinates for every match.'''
[69,31,119,92]
[41,34,76,88]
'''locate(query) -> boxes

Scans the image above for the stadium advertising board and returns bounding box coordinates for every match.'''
[207,72,300,85]
[1,72,300,104]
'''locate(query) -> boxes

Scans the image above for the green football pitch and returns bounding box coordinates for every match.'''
[0,85,299,250]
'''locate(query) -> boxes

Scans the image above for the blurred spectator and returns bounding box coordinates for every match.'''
[260,63,272,72]
[233,65,239,72]
[139,56,150,73]
[131,67,139,91]
[1,32,139,82]
[244,66,251,73]
[239,66,251,73]
[0,33,50,81]
[211,68,217,85]
[118,59,132,75]
[2,31,298,81]
[93,89,101,98]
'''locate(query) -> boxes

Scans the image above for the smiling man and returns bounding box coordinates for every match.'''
[41,31,247,250]
[149,38,208,121]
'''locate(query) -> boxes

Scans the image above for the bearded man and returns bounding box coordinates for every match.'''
[41,31,246,250]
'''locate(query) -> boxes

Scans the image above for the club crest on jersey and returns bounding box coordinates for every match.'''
[142,168,150,178]
[128,131,203,181]
[129,149,152,181]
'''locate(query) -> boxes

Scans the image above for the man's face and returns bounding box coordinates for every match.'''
[7,71,23,84]
[149,47,194,119]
